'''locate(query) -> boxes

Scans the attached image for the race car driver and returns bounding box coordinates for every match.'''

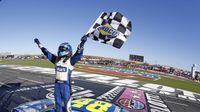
[34,35,87,112]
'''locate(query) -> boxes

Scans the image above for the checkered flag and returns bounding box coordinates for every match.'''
[86,12,132,49]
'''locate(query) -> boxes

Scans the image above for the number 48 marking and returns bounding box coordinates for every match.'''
[72,99,112,112]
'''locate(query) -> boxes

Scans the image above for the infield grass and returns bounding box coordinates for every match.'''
[0,59,54,68]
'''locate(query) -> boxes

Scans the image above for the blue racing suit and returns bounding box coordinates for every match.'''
[38,41,85,112]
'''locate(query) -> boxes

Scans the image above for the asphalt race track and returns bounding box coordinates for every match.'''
[0,66,200,112]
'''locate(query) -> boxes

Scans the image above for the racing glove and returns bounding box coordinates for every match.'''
[77,35,87,53]
[34,38,43,48]
[79,35,87,48]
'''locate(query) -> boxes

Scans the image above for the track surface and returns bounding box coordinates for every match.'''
[0,67,200,112]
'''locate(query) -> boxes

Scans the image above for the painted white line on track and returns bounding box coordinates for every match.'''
[114,79,138,84]
[164,100,188,107]
[17,77,44,84]
[143,83,160,89]
[138,87,152,91]
[182,90,195,97]
[160,86,175,92]
[0,82,12,87]
[72,90,93,96]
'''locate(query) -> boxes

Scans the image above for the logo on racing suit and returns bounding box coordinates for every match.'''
[56,66,67,72]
